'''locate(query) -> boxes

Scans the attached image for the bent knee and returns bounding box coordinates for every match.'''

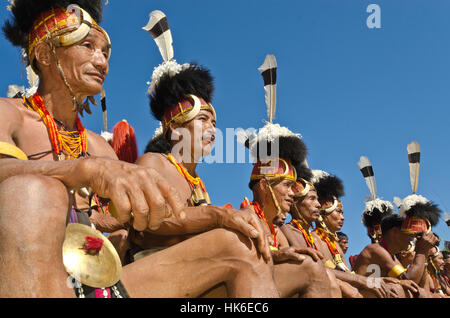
[207,228,258,259]
[0,174,70,230]
[0,174,68,201]
[302,256,328,278]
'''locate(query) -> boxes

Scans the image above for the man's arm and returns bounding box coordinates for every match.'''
[404,231,438,284]
[0,100,185,231]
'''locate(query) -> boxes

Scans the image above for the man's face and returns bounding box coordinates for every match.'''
[271,179,295,214]
[339,238,349,254]
[444,256,450,272]
[431,250,445,271]
[55,28,110,97]
[395,229,413,252]
[323,203,344,232]
[185,109,216,160]
[176,109,216,162]
[294,189,321,224]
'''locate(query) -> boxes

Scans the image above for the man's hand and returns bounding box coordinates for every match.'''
[78,157,185,232]
[415,230,439,255]
[398,279,420,296]
[270,247,324,264]
[216,207,271,262]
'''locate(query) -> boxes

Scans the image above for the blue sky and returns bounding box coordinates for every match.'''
[1,0,449,259]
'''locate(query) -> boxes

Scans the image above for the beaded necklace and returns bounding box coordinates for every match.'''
[251,201,277,249]
[290,219,317,250]
[315,226,349,271]
[24,92,87,160]
[167,153,210,206]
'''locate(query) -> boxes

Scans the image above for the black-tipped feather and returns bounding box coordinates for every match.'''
[405,202,441,227]
[150,64,214,121]
[314,174,345,200]
[3,0,104,49]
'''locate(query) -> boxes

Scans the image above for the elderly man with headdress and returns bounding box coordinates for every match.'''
[0,1,195,297]
[235,54,342,298]
[127,12,279,298]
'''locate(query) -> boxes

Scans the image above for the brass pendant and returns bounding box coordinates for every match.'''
[62,223,122,288]
[191,186,210,206]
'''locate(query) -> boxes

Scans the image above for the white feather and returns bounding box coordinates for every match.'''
[393,196,403,209]
[100,131,113,143]
[398,194,428,217]
[258,55,277,123]
[444,212,450,223]
[363,198,394,215]
[143,10,174,62]
[357,156,377,200]
[311,169,330,184]
[6,85,24,98]
[407,141,420,194]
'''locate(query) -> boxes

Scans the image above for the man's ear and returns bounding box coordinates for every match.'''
[259,178,268,192]
[33,42,52,71]
[168,122,182,140]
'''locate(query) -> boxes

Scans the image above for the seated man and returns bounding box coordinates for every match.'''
[309,170,352,272]
[423,245,448,296]
[336,232,348,255]
[0,2,276,298]
[241,145,339,298]
[130,16,279,297]
[282,176,395,298]
[352,213,438,298]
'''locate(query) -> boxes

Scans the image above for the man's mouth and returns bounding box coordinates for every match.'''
[87,72,105,83]
[203,134,215,142]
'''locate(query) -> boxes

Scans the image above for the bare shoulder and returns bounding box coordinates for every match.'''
[136,152,169,168]
[0,98,25,142]
[358,243,385,261]
[85,129,117,160]
[0,98,25,123]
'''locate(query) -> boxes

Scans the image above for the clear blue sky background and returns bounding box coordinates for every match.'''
[1,0,449,260]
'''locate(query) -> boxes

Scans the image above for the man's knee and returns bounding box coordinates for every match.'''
[0,174,70,234]
[208,228,259,260]
[301,257,329,280]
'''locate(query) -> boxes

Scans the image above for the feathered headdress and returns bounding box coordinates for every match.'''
[311,169,344,214]
[399,141,441,236]
[238,55,307,189]
[3,0,105,51]
[143,10,216,144]
[357,156,394,241]
[3,0,110,127]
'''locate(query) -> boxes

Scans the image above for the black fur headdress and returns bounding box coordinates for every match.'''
[362,203,394,227]
[3,0,104,49]
[399,195,441,227]
[311,170,345,201]
[295,162,313,182]
[149,64,214,121]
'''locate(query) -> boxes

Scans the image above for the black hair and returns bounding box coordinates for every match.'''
[144,133,171,154]
[336,232,348,241]
[380,214,404,235]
